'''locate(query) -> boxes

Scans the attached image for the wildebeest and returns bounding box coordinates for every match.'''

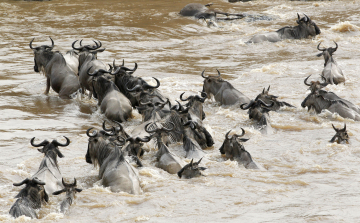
[329,124,349,144]
[73,40,107,99]
[30,136,70,194]
[180,3,244,20]
[177,158,206,179]
[52,178,82,214]
[88,68,132,123]
[9,177,49,219]
[145,123,185,174]
[301,75,360,121]
[316,41,345,85]
[182,120,206,159]
[180,92,207,122]
[201,69,250,106]
[30,37,80,99]
[240,99,275,134]
[85,133,142,194]
[255,86,295,111]
[247,13,320,43]
[219,129,258,169]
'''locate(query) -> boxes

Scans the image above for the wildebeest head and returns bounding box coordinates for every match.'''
[29,37,55,73]
[52,178,82,196]
[72,40,105,69]
[330,124,349,144]
[124,136,151,158]
[30,136,69,161]
[219,129,249,158]
[85,127,115,165]
[13,177,49,205]
[87,67,114,100]
[201,69,223,99]
[303,75,328,93]
[102,120,130,139]
[316,41,338,66]
[177,158,206,179]
[296,13,321,37]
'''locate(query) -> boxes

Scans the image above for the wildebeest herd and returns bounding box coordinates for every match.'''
[9,2,359,219]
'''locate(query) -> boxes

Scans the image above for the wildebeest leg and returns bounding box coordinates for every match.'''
[44,78,50,95]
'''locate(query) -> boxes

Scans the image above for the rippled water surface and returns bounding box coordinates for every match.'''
[1,0,360,222]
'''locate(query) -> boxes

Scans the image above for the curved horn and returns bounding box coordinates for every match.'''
[86,127,98,137]
[342,123,346,131]
[196,157,203,165]
[30,137,49,147]
[143,77,160,89]
[317,42,326,51]
[13,178,30,187]
[240,100,254,110]
[234,128,246,138]
[62,178,70,187]
[225,130,232,140]
[32,178,45,185]
[53,136,70,147]
[47,37,55,50]
[113,120,124,132]
[332,124,339,132]
[102,120,113,132]
[29,38,36,49]
[258,99,274,108]
[333,41,338,52]
[145,123,157,133]
[216,69,221,77]
[304,75,312,86]
[136,136,151,143]
[87,66,97,76]
[201,69,207,78]
[116,136,126,146]
[126,82,142,92]
[72,178,77,187]
[180,92,191,101]
[303,13,309,22]
[267,85,270,92]
[125,137,135,143]
[72,40,84,50]
[297,13,300,21]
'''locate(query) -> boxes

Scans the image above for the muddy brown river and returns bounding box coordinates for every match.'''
[1,0,360,222]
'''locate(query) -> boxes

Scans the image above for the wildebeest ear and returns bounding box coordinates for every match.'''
[44,191,49,202]
[316,52,323,57]
[238,138,250,142]
[55,148,65,158]
[198,167,207,171]
[75,188,83,193]
[53,189,66,195]
[38,148,45,153]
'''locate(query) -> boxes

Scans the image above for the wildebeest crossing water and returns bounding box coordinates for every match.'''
[1,0,360,222]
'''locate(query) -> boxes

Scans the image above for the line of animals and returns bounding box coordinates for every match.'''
[9,5,358,219]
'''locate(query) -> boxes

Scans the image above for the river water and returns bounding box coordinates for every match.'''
[0,0,360,222]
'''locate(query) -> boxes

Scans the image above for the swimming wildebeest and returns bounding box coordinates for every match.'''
[88,68,132,123]
[219,129,258,169]
[180,3,244,20]
[240,99,275,134]
[316,41,345,85]
[255,86,295,111]
[9,177,49,219]
[86,133,142,194]
[329,124,349,144]
[301,75,360,121]
[53,178,82,214]
[30,37,80,99]
[177,158,206,179]
[201,69,250,106]
[182,120,206,159]
[247,13,320,43]
[73,39,107,99]
[30,136,70,194]
[145,122,185,174]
